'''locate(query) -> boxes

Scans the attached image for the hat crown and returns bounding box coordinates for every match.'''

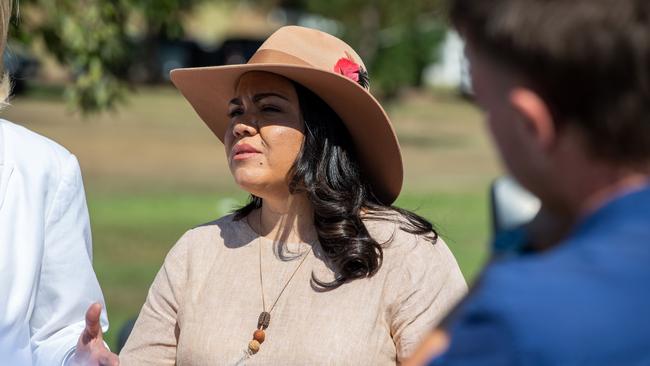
[248,26,367,76]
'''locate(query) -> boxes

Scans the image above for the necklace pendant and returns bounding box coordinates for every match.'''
[249,312,270,355]
[258,311,271,329]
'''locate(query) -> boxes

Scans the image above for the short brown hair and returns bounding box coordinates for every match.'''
[451,0,650,164]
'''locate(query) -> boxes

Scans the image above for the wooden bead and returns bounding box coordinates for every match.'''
[253,329,266,343]
[258,311,271,330]
[248,340,261,354]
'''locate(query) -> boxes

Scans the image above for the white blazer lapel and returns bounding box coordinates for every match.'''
[0,162,13,211]
[0,122,11,210]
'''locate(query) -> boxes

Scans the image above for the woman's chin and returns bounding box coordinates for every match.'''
[232,174,267,196]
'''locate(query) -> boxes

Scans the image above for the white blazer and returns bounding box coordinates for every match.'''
[0,119,108,365]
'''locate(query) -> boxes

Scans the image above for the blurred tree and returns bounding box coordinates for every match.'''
[11,0,202,114]
[251,0,448,98]
[12,0,129,112]
[11,0,447,113]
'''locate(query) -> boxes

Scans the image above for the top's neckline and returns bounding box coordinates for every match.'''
[236,214,317,249]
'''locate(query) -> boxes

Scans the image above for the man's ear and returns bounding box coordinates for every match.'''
[509,88,556,151]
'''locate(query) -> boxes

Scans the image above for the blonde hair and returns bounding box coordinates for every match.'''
[0,0,12,104]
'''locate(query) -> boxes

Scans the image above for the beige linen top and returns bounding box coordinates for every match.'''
[120,213,467,365]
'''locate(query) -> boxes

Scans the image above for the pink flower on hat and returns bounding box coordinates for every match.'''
[334,57,360,82]
[334,54,370,89]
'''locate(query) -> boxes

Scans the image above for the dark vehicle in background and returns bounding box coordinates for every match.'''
[125,37,264,84]
[3,45,40,94]
[214,38,264,66]
[1,37,263,92]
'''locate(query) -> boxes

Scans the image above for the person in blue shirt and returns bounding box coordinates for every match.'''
[407,0,650,365]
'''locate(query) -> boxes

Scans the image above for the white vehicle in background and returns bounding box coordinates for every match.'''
[425,30,473,97]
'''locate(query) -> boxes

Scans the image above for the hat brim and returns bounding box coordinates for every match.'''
[170,64,403,204]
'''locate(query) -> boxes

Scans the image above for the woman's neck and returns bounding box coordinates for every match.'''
[253,193,317,244]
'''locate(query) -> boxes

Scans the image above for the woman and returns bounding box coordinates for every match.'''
[120,26,467,365]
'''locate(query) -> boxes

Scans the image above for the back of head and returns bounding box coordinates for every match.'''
[451,0,650,165]
[0,0,12,104]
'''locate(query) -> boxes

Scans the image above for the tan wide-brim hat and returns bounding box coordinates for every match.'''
[170,26,402,204]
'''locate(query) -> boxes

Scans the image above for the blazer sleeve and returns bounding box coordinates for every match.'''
[427,272,519,366]
[428,309,518,366]
[30,153,109,366]
[119,232,190,365]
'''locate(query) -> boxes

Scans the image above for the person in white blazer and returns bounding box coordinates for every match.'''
[0,1,117,365]
[0,119,117,365]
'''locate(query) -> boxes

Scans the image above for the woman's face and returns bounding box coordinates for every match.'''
[224,72,305,198]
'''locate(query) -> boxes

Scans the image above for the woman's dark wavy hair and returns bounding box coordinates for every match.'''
[234,81,438,289]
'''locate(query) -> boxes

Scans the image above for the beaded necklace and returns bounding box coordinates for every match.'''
[245,211,313,356]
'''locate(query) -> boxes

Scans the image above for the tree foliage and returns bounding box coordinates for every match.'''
[12,0,447,113]
[264,0,448,97]
[13,0,129,112]
[12,0,200,113]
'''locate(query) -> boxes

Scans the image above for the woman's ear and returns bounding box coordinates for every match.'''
[509,88,556,151]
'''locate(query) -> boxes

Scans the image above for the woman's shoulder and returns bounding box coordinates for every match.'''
[365,210,468,308]
[186,212,243,239]
[166,213,249,259]
[363,209,461,276]
[362,209,430,251]
[1,119,74,165]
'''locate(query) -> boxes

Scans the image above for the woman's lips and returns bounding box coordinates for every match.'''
[233,152,261,161]
[231,143,262,161]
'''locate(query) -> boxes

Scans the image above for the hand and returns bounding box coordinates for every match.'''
[69,303,119,366]
[402,328,450,366]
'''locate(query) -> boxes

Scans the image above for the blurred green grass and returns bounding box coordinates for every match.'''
[4,86,499,348]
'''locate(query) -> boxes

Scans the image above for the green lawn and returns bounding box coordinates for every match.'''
[4,86,499,348]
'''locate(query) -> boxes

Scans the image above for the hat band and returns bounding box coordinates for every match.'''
[248,49,312,67]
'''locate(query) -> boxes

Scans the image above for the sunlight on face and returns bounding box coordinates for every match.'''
[223,72,305,199]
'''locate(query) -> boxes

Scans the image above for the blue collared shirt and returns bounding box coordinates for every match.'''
[431,185,650,365]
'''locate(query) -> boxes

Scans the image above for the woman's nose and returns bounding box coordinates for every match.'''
[232,118,258,138]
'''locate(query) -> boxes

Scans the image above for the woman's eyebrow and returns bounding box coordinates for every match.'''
[228,93,289,106]
[253,93,289,102]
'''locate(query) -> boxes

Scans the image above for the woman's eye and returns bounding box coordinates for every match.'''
[228,109,243,118]
[262,106,281,113]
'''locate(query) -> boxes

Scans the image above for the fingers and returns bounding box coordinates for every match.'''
[74,304,116,366]
[403,329,450,366]
[81,302,103,344]
[99,352,120,366]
